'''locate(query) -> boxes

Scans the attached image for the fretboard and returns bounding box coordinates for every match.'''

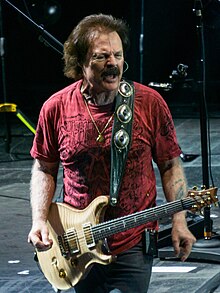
[92,197,195,241]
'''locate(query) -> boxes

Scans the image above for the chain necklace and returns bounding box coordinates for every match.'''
[83,97,114,143]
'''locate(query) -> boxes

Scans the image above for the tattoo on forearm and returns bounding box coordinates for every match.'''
[169,178,187,200]
[176,185,185,200]
[174,178,183,185]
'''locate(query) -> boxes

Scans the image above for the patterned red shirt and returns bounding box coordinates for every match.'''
[30,80,181,254]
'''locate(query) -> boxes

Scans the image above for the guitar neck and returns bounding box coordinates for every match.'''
[92,197,195,241]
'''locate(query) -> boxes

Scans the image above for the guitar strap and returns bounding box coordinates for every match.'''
[110,79,135,206]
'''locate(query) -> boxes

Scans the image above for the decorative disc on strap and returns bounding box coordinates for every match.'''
[118,80,133,98]
[110,79,134,206]
[114,129,130,149]
[117,104,132,123]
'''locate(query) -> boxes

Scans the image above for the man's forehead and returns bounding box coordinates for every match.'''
[89,32,123,51]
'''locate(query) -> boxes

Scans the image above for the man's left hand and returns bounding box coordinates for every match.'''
[171,221,196,262]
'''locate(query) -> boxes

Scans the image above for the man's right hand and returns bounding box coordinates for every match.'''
[28,221,53,251]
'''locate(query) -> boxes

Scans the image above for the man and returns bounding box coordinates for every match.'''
[28,14,196,293]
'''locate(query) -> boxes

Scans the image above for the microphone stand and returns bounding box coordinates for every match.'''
[158,0,220,263]
[3,0,63,55]
[192,0,220,249]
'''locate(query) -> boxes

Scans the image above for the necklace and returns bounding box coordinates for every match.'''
[83,97,114,143]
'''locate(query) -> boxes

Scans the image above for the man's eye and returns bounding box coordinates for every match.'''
[92,54,106,61]
[115,53,123,59]
[97,55,106,60]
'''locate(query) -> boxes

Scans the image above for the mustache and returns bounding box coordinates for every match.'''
[102,66,120,77]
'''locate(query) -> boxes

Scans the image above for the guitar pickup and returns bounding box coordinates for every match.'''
[83,223,95,248]
[58,228,80,257]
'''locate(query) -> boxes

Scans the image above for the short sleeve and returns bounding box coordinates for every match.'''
[30,98,60,162]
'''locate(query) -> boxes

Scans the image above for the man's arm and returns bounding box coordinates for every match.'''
[28,159,59,251]
[158,157,196,261]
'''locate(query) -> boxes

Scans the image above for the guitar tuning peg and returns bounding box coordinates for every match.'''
[192,186,198,190]
[201,185,206,190]
[214,201,219,208]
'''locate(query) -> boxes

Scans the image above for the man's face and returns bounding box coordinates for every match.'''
[82,31,124,94]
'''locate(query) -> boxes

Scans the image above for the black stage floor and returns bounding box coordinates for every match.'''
[0,116,220,293]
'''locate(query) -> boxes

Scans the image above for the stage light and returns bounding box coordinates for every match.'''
[43,0,61,25]
[28,0,61,26]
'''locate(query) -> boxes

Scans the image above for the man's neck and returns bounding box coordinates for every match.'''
[81,85,117,106]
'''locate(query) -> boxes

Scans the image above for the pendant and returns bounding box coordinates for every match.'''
[96,134,105,143]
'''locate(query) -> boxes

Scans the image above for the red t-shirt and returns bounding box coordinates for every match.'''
[30,80,181,254]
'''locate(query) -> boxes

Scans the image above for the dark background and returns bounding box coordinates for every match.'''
[1,0,220,123]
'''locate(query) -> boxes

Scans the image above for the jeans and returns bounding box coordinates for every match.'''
[74,241,153,293]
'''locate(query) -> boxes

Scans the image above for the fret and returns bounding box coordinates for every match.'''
[92,197,196,241]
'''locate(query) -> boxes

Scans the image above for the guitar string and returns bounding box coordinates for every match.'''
[63,199,195,244]
[62,191,214,242]
[59,194,212,250]
[81,200,212,241]
[65,199,193,241]
[93,199,192,228]
[92,201,189,237]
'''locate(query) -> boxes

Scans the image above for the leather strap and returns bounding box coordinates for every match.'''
[110,79,135,206]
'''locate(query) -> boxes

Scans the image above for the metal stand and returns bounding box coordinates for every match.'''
[0,1,35,152]
[158,0,220,262]
[0,103,36,134]
[192,0,220,248]
[3,0,63,54]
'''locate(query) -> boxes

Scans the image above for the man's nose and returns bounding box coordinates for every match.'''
[106,54,117,66]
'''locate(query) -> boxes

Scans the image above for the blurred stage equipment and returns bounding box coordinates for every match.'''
[0,0,63,152]
[0,1,36,152]
[3,0,63,54]
[159,0,220,262]
[26,0,61,26]
[192,0,220,249]
[169,63,188,81]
